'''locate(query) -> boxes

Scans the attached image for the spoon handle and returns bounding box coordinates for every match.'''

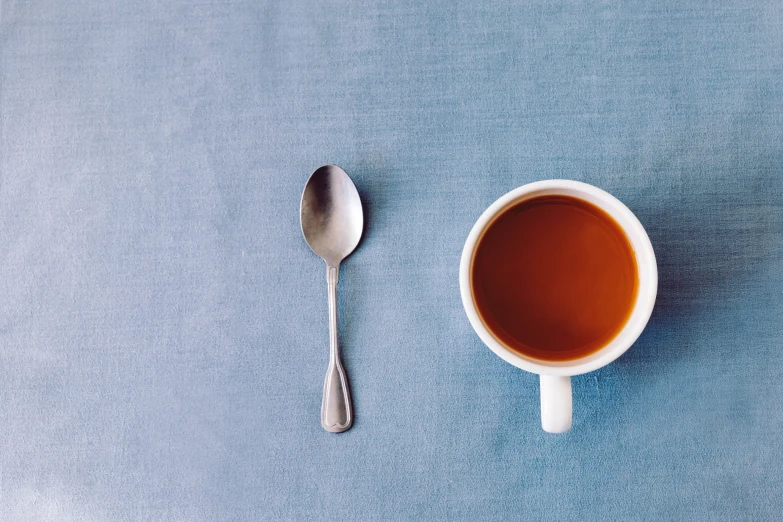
[321,265,353,432]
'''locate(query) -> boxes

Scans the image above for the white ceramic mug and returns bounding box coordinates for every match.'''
[459,180,658,433]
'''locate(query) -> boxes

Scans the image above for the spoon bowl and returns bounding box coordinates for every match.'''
[301,165,363,267]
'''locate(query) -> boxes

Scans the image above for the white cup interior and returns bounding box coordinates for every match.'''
[459,180,658,376]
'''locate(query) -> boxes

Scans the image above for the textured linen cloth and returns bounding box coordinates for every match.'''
[1,0,782,520]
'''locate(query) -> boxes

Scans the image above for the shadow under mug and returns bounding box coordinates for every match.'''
[459,180,658,433]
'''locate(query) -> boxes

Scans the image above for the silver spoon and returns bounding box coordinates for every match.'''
[300,165,363,433]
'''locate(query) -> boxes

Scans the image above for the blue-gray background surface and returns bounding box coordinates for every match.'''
[1,0,782,520]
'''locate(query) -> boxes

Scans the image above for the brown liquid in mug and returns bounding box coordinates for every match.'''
[471,195,638,361]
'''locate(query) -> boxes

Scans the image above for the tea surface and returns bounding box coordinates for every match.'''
[472,195,638,361]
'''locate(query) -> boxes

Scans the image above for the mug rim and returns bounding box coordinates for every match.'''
[459,179,658,376]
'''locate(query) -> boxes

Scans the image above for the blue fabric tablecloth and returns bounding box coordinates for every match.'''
[2,1,782,520]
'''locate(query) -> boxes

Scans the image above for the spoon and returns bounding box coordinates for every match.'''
[300,165,363,433]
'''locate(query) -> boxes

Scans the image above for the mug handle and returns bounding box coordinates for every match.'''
[540,375,572,433]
